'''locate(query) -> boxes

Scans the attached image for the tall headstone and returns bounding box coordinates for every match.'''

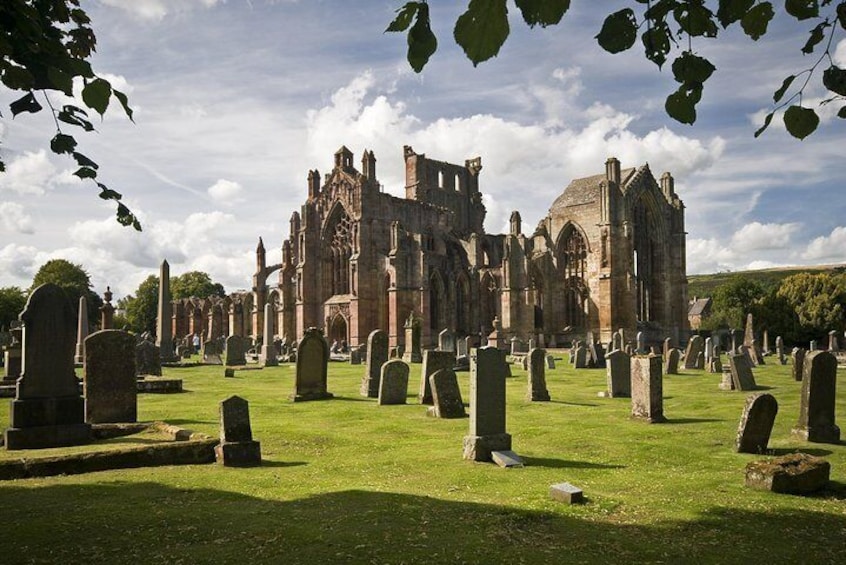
[361,329,388,398]
[791,347,805,381]
[776,335,786,365]
[259,303,278,366]
[4,284,91,449]
[100,286,115,330]
[290,328,333,402]
[438,329,456,353]
[793,351,840,443]
[762,329,770,355]
[224,335,247,366]
[743,312,755,348]
[664,348,680,375]
[612,331,622,352]
[401,312,422,363]
[526,348,550,401]
[463,346,511,461]
[662,337,672,360]
[74,295,88,364]
[419,349,456,404]
[2,327,22,383]
[636,332,646,355]
[588,341,606,369]
[828,330,839,352]
[630,356,665,423]
[683,335,704,369]
[135,340,162,376]
[156,260,177,362]
[378,359,409,405]
[427,368,466,418]
[84,330,137,424]
[573,345,588,369]
[809,340,818,352]
[736,393,778,454]
[603,349,631,398]
[215,395,261,466]
[729,353,757,391]
[704,337,713,364]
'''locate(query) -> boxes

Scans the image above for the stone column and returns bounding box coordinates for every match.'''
[156,260,176,361]
[260,302,278,366]
[74,295,88,364]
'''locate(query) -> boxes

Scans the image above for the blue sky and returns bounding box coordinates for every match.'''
[1,1,845,298]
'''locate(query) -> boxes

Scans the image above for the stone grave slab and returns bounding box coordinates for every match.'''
[378,359,409,405]
[735,393,778,454]
[84,330,137,424]
[427,369,465,419]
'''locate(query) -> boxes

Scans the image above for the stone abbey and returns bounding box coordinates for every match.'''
[173,145,689,348]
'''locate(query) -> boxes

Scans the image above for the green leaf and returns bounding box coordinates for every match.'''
[10,92,42,116]
[838,3,846,30]
[785,0,819,20]
[741,2,774,39]
[665,86,701,124]
[116,203,143,231]
[642,20,671,68]
[72,152,99,169]
[802,21,830,54]
[754,111,774,137]
[386,2,420,32]
[822,65,846,95]
[81,78,111,116]
[98,185,122,200]
[2,64,35,90]
[113,89,134,122]
[717,0,755,27]
[74,166,98,180]
[515,0,570,27]
[837,105,846,118]
[596,9,638,54]
[672,51,716,84]
[674,1,719,37]
[58,105,94,131]
[783,105,819,139]
[773,75,796,103]
[407,3,437,72]
[47,66,74,96]
[50,133,77,155]
[454,0,510,65]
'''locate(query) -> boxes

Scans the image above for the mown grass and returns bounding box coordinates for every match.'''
[0,355,844,564]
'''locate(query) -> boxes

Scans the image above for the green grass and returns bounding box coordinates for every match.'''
[688,263,846,297]
[1,355,844,564]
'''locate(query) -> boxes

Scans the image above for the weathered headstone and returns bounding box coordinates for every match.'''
[349,349,361,365]
[704,337,713,364]
[588,341,606,369]
[84,330,137,424]
[791,347,805,381]
[427,368,466,418]
[135,341,162,377]
[743,312,755,347]
[663,337,672,360]
[793,350,840,443]
[735,393,778,454]
[709,347,723,373]
[636,331,645,355]
[546,354,555,370]
[751,338,765,366]
[809,339,818,352]
[683,335,704,369]
[214,395,261,466]
[4,284,91,449]
[156,259,177,362]
[401,312,422,363]
[573,345,588,369]
[762,329,770,355]
[456,337,468,358]
[290,328,333,402]
[438,329,456,353]
[526,348,550,401]
[259,303,278,367]
[630,356,665,423]
[361,329,388,398]
[202,339,223,365]
[775,336,785,365]
[2,327,22,383]
[603,349,631,398]
[224,335,248,366]
[418,349,455,405]
[378,359,409,405]
[664,348,680,375]
[745,453,830,494]
[74,295,88,364]
[729,353,757,391]
[463,346,512,462]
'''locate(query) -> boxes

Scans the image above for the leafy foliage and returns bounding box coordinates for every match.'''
[171,271,226,300]
[0,286,27,330]
[388,1,846,139]
[120,275,159,335]
[0,0,140,228]
[777,272,846,337]
[30,258,102,324]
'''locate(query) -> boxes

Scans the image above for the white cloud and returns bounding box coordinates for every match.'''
[729,222,801,252]
[207,179,244,205]
[0,203,35,234]
[0,151,55,195]
[97,0,221,20]
[833,39,846,67]
[804,227,846,263]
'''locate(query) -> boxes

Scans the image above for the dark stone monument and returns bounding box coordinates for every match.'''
[438,329,456,352]
[418,349,455,405]
[224,335,248,366]
[156,259,177,362]
[735,393,778,454]
[2,327,22,384]
[463,346,512,462]
[526,348,550,401]
[84,330,137,424]
[202,339,223,365]
[427,368,466,419]
[683,335,704,369]
[573,345,588,369]
[664,348,680,375]
[135,341,162,377]
[729,353,757,391]
[603,349,631,398]
[378,359,409,405]
[4,284,91,449]
[630,356,666,423]
[791,347,805,382]
[793,350,840,443]
[214,395,261,466]
[361,329,388,398]
[290,328,333,402]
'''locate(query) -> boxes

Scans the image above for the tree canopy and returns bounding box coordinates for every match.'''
[0,286,27,329]
[171,271,226,301]
[387,0,846,139]
[30,258,102,323]
[0,0,140,229]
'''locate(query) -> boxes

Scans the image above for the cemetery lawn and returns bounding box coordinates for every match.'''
[1,356,844,564]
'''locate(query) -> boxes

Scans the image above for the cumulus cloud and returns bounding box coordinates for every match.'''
[97,0,221,20]
[729,222,801,252]
[804,227,846,263]
[0,203,35,234]
[207,179,244,205]
[0,151,56,195]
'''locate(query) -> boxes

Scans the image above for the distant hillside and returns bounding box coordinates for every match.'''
[687,264,846,298]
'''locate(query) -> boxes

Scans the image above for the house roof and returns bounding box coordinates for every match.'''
[688,297,712,317]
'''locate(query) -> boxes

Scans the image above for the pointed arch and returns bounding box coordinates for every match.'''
[556,222,588,329]
[479,271,498,334]
[629,186,668,323]
[322,202,354,296]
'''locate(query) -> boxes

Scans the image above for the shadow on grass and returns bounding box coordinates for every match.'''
[256,460,308,468]
[0,483,844,564]
[330,396,371,402]
[769,447,834,457]
[161,419,216,426]
[664,418,725,425]
[547,400,600,407]
[521,456,624,470]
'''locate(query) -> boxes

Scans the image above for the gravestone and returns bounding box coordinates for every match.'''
[100,286,115,329]
[419,349,455,405]
[762,329,770,355]
[427,368,466,418]
[259,303,278,367]
[828,330,839,352]
[526,348,550,401]
[603,349,631,398]
[463,346,512,462]
[202,339,223,365]
[4,284,91,449]
[791,347,805,381]
[349,349,361,365]
[456,337,468,358]
[438,329,456,353]
[611,331,622,352]
[704,337,713,364]
[809,340,817,351]
[588,341,606,369]
[378,359,409,405]
[663,337,672,360]
[546,355,555,369]
[709,347,723,373]
[776,336,786,365]
[2,327,22,383]
[743,312,755,347]
[630,356,666,423]
[664,348,680,375]
[510,336,527,355]
[683,335,704,369]
[135,341,162,377]
[573,345,588,369]
[401,312,422,363]
[290,328,333,402]
[74,295,88,364]
[751,339,765,366]
[729,353,757,391]
[735,393,778,454]
[361,329,388,398]
[214,395,261,466]
[84,330,137,424]
[224,335,248,366]
[156,260,177,362]
[636,331,645,354]
[793,350,840,443]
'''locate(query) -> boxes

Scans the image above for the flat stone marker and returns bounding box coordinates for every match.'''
[736,393,778,454]
[214,395,261,467]
[84,330,137,424]
[419,349,455,405]
[290,328,333,402]
[729,353,757,391]
[427,368,465,419]
[793,350,840,444]
[630,356,666,423]
[550,482,584,504]
[491,450,524,468]
[526,348,550,401]
[745,453,830,494]
[463,346,512,462]
[224,368,235,378]
[603,349,631,398]
[378,359,409,405]
[361,329,388,398]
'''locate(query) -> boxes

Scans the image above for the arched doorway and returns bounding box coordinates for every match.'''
[328,313,348,346]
